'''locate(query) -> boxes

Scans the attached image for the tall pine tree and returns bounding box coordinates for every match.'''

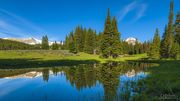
[174,11,180,44]
[84,28,96,54]
[52,41,59,50]
[69,32,78,54]
[111,17,121,58]
[150,29,161,59]
[100,8,113,58]
[160,0,174,58]
[100,9,121,58]
[42,35,49,50]
[170,11,180,59]
[74,26,84,52]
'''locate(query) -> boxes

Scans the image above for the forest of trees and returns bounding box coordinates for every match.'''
[149,1,180,59]
[0,1,179,59]
[64,9,152,58]
[64,0,179,59]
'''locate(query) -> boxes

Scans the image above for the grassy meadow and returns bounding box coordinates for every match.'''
[0,50,147,62]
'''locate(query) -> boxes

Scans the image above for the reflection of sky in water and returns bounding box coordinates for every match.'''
[0,61,152,101]
[118,72,147,98]
[0,72,147,101]
[0,74,104,101]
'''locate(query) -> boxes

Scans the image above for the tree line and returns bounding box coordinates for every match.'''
[0,38,41,50]
[64,9,151,58]
[149,1,180,59]
[0,36,62,50]
[64,1,179,59]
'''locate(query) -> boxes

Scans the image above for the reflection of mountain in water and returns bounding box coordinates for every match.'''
[125,69,135,77]
[0,62,156,100]
[5,71,42,79]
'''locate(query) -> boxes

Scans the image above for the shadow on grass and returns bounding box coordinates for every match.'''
[0,58,99,69]
[128,58,180,63]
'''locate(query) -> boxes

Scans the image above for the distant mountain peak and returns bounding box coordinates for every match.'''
[3,37,41,45]
[125,37,137,45]
[3,37,64,45]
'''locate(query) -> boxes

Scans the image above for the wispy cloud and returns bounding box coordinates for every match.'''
[116,1,147,22]
[117,1,137,22]
[134,4,147,21]
[0,9,46,38]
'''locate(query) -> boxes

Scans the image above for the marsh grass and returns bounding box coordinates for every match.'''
[132,60,180,100]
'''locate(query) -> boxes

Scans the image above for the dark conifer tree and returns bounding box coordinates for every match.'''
[74,26,84,52]
[160,1,174,58]
[69,32,78,54]
[171,11,180,59]
[100,9,121,58]
[84,28,96,54]
[42,35,49,50]
[64,35,69,50]
[100,8,113,58]
[111,17,121,58]
[150,29,161,59]
[174,11,180,44]
[52,41,59,50]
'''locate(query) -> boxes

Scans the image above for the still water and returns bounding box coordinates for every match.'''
[0,62,154,101]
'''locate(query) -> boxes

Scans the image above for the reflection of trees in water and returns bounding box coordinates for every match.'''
[0,62,156,100]
[98,62,120,101]
[42,68,49,82]
[65,65,97,90]
[63,62,155,100]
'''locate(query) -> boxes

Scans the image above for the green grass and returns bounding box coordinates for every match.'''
[0,50,147,68]
[132,60,180,100]
[0,50,147,63]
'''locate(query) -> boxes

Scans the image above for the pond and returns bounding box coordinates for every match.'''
[0,62,155,101]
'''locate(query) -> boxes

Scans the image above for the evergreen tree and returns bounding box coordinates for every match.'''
[111,17,121,58]
[69,32,78,54]
[100,9,121,58]
[100,8,113,58]
[134,41,140,54]
[64,35,69,49]
[172,11,180,59]
[160,1,174,58]
[52,41,59,50]
[170,42,180,59]
[42,35,49,50]
[95,32,103,54]
[174,11,180,44]
[160,26,168,58]
[142,41,150,54]
[150,29,161,59]
[74,26,84,52]
[84,28,96,54]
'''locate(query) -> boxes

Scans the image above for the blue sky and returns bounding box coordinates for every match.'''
[0,0,179,42]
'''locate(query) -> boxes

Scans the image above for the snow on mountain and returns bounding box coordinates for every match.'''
[3,37,41,45]
[3,37,63,45]
[125,37,137,45]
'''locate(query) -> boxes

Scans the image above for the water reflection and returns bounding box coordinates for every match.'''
[0,62,156,101]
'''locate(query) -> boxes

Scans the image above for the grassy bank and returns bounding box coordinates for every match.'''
[133,60,180,100]
[0,50,147,62]
[0,50,147,68]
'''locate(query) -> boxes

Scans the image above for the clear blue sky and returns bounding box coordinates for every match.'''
[0,0,179,42]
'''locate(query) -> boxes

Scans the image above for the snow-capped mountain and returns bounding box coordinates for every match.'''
[3,37,41,45]
[3,37,64,45]
[125,37,137,45]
